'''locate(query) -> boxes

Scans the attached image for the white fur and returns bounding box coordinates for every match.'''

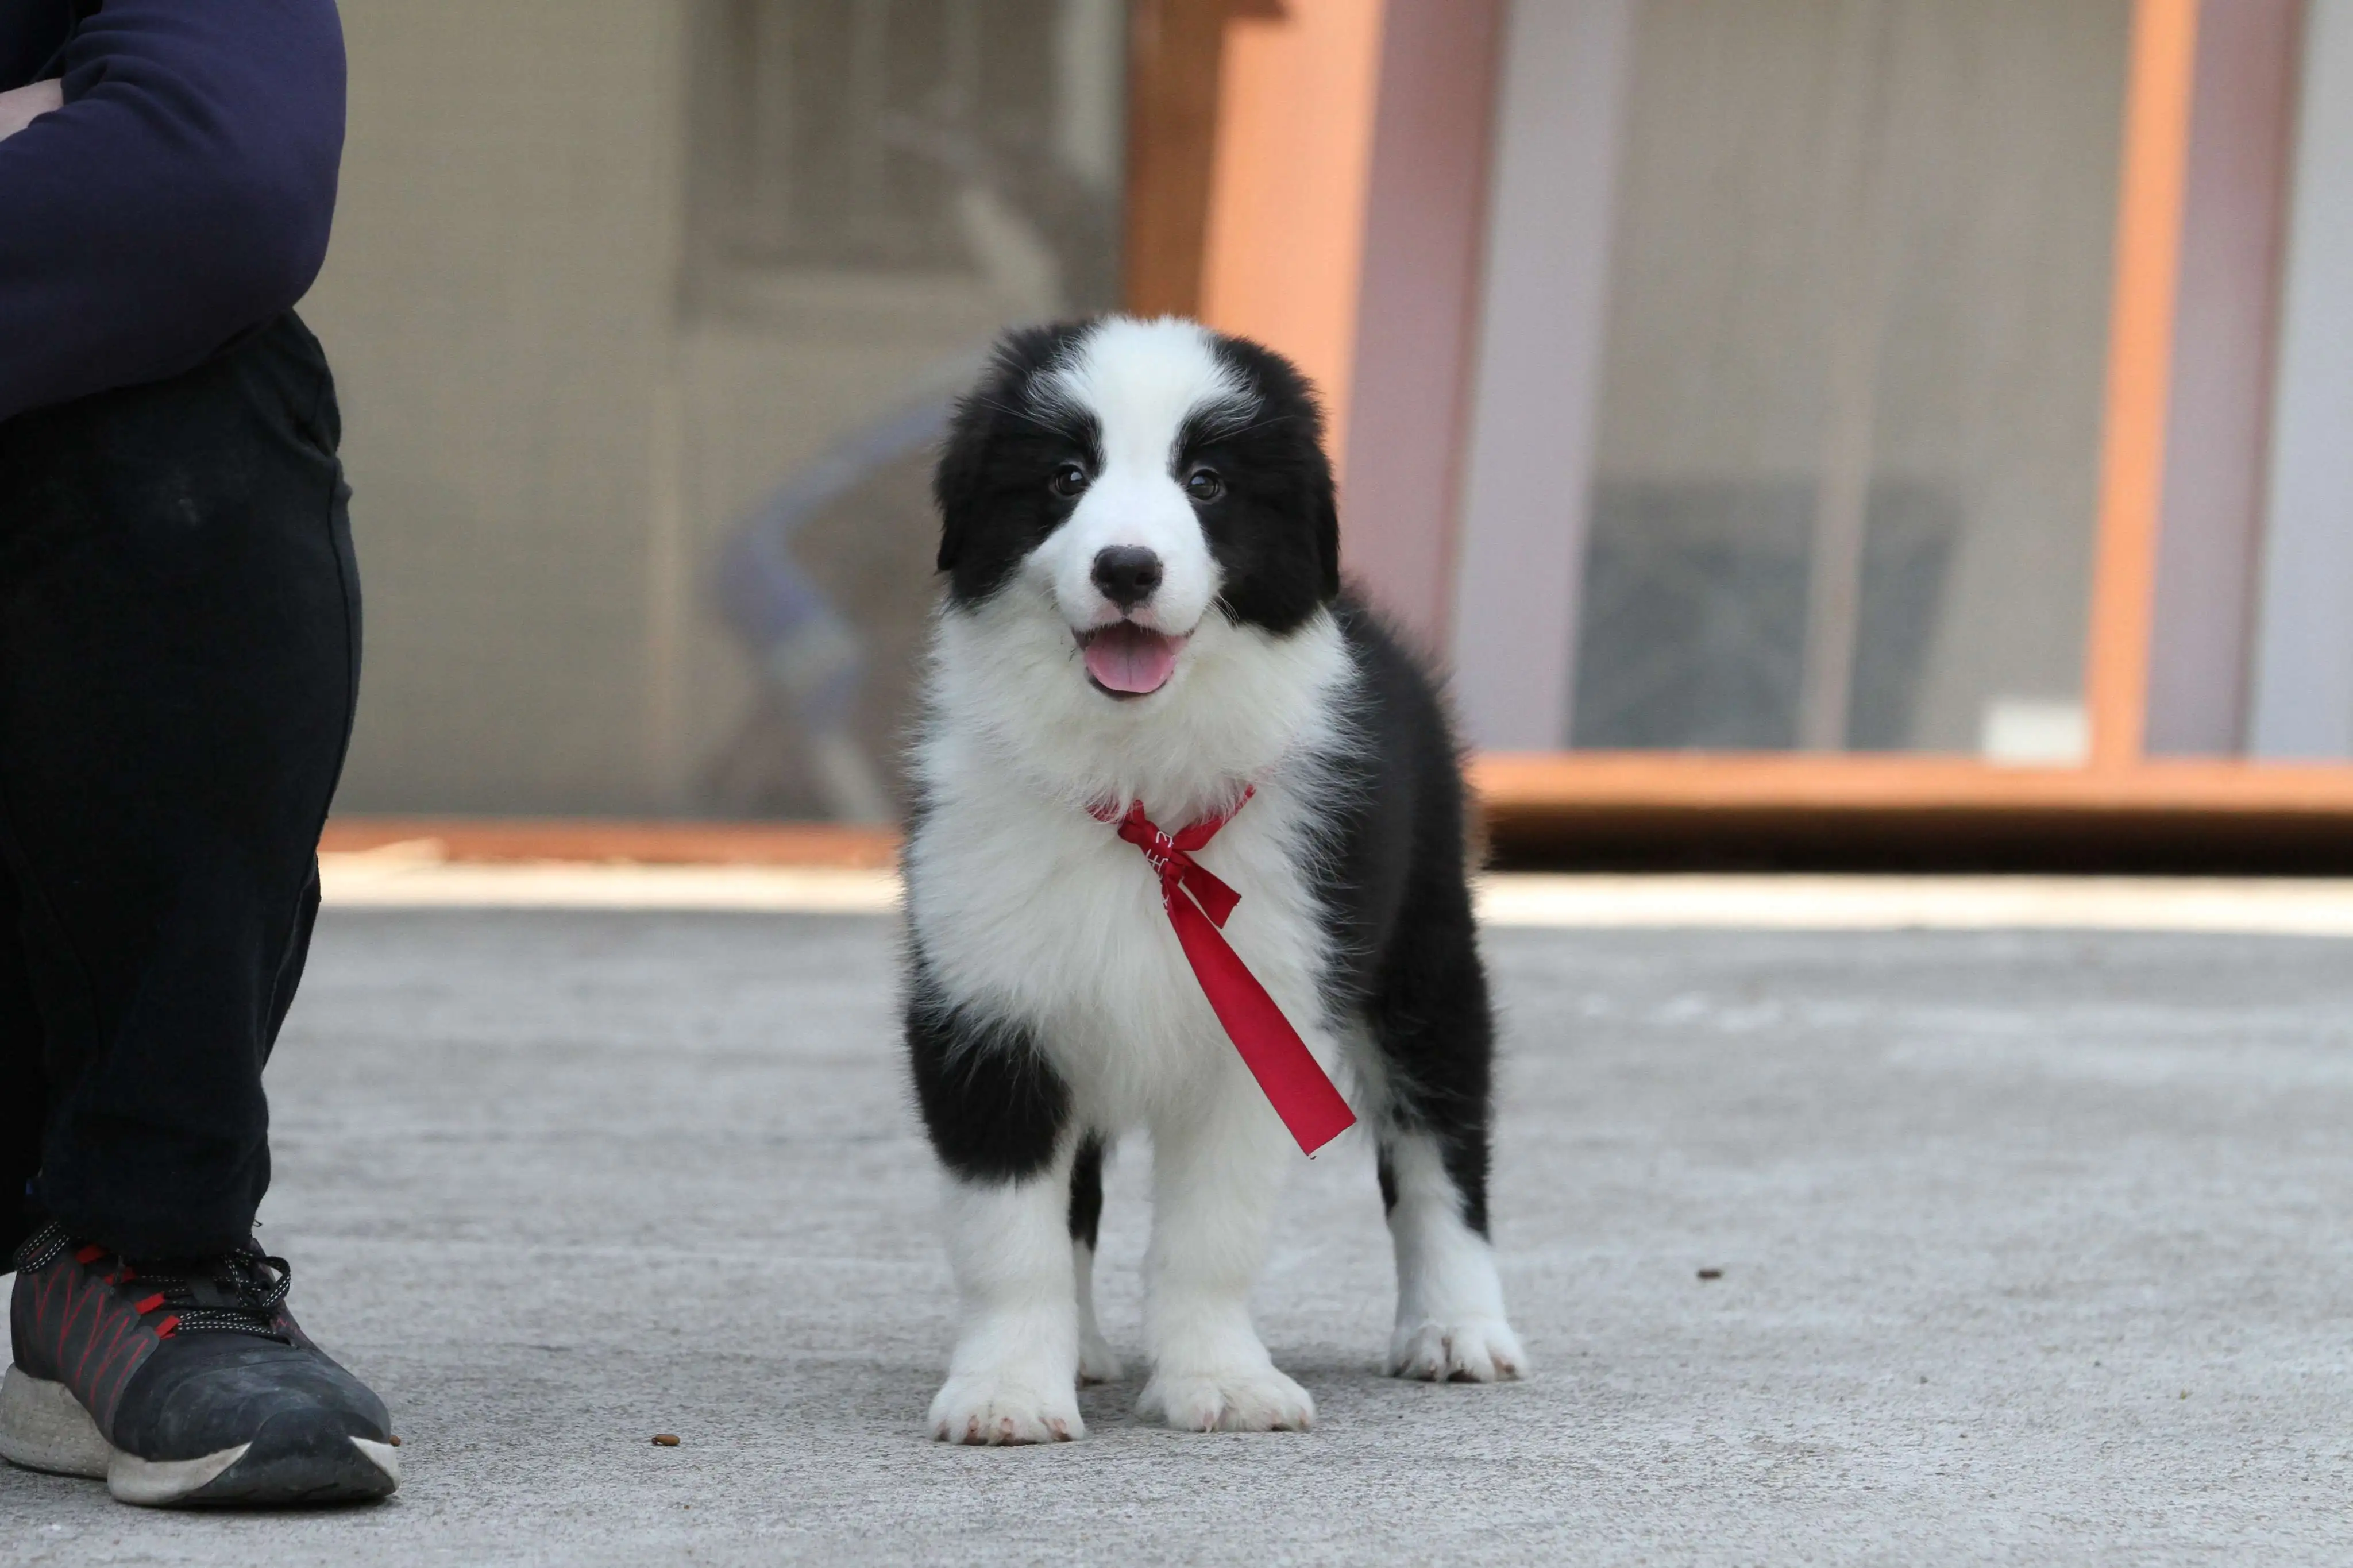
[1029,316,1254,644]
[911,316,1518,1442]
[1383,1131,1527,1382]
[928,1151,1085,1445]
[912,591,1353,1440]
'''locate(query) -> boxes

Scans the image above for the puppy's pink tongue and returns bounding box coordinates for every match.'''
[1083,624,1182,694]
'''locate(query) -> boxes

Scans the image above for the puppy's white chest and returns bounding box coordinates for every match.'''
[909,785,1326,1111]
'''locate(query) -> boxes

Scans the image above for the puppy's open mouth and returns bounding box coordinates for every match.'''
[1076,621,1187,698]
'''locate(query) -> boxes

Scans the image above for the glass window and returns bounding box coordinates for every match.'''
[681,0,1127,819]
[316,0,1126,818]
[1568,0,2130,759]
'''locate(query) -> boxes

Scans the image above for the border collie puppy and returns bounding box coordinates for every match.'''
[905,315,1523,1444]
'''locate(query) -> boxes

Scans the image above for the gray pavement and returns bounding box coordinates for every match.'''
[7,909,2352,1565]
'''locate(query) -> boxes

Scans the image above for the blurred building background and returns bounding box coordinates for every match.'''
[304,0,2353,854]
[310,0,1125,820]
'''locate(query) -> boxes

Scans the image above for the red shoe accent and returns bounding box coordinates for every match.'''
[155,1315,180,1338]
[74,1244,107,1265]
[134,1293,167,1315]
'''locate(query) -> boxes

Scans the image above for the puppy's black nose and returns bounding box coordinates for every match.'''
[1091,546,1163,610]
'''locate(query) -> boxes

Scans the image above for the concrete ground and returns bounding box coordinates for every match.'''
[6,907,2351,1565]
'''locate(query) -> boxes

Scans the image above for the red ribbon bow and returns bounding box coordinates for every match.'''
[1091,789,1357,1156]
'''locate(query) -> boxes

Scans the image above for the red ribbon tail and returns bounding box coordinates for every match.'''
[1178,863,1242,926]
[1163,891,1357,1156]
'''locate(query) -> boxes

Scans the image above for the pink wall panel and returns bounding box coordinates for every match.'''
[1334,0,1504,652]
[2146,0,2304,753]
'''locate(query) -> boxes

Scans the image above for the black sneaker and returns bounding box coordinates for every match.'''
[0,1222,399,1506]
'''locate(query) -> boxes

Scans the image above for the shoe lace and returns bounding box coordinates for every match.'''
[13,1221,294,1340]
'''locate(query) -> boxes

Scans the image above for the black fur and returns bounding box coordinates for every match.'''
[1316,599,1496,1237]
[1067,1134,1106,1250]
[1190,334,1340,628]
[905,959,1071,1185]
[934,322,1100,603]
[913,317,1496,1242]
[931,321,1339,634]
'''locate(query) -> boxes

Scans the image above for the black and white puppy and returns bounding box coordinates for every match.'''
[905,315,1523,1444]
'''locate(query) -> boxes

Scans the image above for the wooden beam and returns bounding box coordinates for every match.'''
[1473,751,2353,818]
[327,751,2353,876]
[2085,0,2202,770]
[1194,0,1388,473]
[1473,751,2353,872]
[321,818,900,868]
[1123,0,1245,316]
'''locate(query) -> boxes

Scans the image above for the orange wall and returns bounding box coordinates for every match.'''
[2085,0,2201,768]
[1195,0,1388,478]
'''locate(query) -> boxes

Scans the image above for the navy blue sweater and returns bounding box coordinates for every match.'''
[0,1,345,422]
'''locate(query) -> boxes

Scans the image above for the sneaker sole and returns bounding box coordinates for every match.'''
[0,1366,399,1507]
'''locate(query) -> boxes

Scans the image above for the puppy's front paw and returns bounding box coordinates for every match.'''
[1388,1316,1528,1382]
[928,1374,1085,1445]
[1140,1364,1314,1432]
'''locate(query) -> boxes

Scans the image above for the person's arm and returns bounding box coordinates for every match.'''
[0,1,347,423]
[0,79,63,142]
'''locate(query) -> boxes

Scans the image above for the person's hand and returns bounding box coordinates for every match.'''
[0,80,64,142]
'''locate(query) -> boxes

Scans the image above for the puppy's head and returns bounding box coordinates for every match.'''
[933,316,1338,704]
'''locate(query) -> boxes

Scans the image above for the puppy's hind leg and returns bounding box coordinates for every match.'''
[1070,1133,1123,1382]
[1378,1131,1525,1381]
[910,994,1085,1443]
[1368,897,1527,1383]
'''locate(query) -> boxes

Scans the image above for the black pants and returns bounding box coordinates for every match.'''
[0,315,360,1263]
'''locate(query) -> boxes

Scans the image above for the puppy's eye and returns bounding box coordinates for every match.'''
[1185,468,1225,503]
[1050,463,1089,499]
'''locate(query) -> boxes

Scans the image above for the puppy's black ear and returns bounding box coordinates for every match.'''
[1227,331,1340,603]
[1310,448,1341,601]
[934,322,1091,577]
[932,430,969,576]
[932,397,986,574]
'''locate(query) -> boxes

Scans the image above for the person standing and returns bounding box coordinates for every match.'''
[0,0,395,1506]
